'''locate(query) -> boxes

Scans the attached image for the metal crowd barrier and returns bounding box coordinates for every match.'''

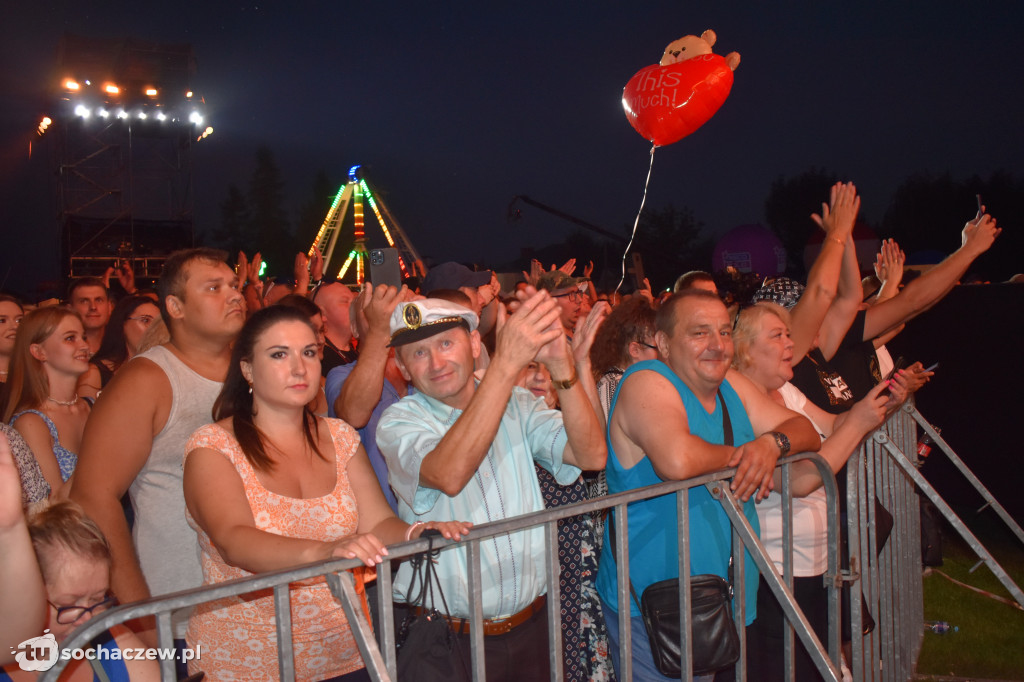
[845,403,1024,682]
[56,424,995,682]
[48,452,845,682]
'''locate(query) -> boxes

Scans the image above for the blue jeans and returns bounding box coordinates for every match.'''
[599,597,713,682]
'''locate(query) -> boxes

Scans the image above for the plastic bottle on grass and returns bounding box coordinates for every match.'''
[924,620,957,634]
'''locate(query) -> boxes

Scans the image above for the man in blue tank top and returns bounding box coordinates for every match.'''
[596,289,820,680]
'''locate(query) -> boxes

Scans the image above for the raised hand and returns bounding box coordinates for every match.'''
[495,287,563,374]
[117,261,136,293]
[874,238,905,286]
[361,282,406,340]
[310,250,324,282]
[811,181,860,241]
[572,301,610,366]
[961,212,1001,256]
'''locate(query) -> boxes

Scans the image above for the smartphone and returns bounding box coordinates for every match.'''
[883,356,907,395]
[924,362,939,373]
[368,248,402,289]
[976,193,984,216]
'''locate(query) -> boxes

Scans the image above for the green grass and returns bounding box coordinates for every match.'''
[915,509,1024,680]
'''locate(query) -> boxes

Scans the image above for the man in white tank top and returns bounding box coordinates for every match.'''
[72,248,244,643]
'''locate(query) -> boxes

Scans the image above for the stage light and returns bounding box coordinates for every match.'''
[188,111,203,125]
[116,109,128,119]
[74,105,90,118]
[97,108,109,118]
[145,87,158,96]
[156,111,167,121]
[42,117,52,126]
[138,111,147,119]
[204,126,213,135]
[104,83,120,95]
[185,90,193,98]
[64,79,80,91]
[84,80,91,86]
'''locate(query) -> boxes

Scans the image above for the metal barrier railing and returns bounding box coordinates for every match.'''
[48,410,982,682]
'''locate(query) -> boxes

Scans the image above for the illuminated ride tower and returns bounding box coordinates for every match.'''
[43,35,212,283]
[306,165,421,285]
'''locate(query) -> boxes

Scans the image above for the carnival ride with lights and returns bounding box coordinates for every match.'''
[39,35,211,282]
[307,165,422,284]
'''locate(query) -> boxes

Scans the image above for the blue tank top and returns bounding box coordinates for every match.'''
[595,359,760,623]
[9,409,79,481]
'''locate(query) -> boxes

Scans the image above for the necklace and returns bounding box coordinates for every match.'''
[47,394,78,407]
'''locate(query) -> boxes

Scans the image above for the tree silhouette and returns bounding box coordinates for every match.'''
[247,146,292,277]
[209,184,249,256]
[763,167,839,278]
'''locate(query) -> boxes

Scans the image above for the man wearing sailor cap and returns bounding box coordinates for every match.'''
[377,289,606,678]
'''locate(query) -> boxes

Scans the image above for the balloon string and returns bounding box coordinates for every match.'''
[616,144,657,294]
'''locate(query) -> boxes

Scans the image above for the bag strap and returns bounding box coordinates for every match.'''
[608,387,736,606]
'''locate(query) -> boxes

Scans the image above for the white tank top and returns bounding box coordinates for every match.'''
[130,345,222,636]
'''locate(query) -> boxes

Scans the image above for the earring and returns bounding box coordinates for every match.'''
[248,384,253,395]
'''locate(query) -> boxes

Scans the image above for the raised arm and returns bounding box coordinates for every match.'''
[872,238,906,303]
[863,212,1000,340]
[538,300,607,471]
[789,182,860,364]
[0,434,46,666]
[69,359,171,605]
[414,291,563,496]
[333,284,404,428]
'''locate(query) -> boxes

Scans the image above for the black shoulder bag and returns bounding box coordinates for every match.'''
[609,388,741,677]
[395,529,471,682]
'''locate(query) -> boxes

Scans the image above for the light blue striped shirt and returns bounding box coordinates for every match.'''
[377,385,579,618]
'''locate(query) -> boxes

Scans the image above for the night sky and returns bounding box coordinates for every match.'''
[2,1,1023,295]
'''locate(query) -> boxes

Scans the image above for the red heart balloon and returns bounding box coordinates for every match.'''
[622,54,735,147]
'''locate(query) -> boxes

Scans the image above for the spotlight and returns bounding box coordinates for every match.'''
[185,90,193,98]
[116,109,128,119]
[145,87,158,97]
[104,83,120,95]
[97,108,110,118]
[156,111,167,121]
[42,117,52,126]
[74,104,90,118]
[188,111,203,125]
[138,111,147,119]
[64,79,80,91]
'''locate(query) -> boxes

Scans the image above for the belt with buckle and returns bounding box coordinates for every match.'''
[413,594,546,636]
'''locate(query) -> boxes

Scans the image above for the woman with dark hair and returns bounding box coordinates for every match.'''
[275,293,329,415]
[76,295,160,398]
[5,308,92,500]
[183,306,469,681]
[589,297,658,419]
[0,295,24,384]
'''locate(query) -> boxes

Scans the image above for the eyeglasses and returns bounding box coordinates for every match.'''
[127,315,155,326]
[48,594,118,625]
[552,290,583,303]
[637,341,657,350]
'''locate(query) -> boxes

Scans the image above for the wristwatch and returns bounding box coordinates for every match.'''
[768,431,791,456]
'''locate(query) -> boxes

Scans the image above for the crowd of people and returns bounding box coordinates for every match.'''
[0,181,1004,681]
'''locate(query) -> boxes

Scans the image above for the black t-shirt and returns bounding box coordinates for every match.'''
[791,309,881,415]
[321,339,358,378]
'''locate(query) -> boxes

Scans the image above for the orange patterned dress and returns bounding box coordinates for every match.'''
[184,418,367,681]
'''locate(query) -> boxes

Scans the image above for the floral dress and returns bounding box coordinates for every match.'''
[185,418,368,681]
[535,465,616,681]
